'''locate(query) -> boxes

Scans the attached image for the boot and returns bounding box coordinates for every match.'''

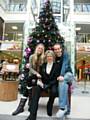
[47,97,55,116]
[12,98,27,115]
[47,101,53,116]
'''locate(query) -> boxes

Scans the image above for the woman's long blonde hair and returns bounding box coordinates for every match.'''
[32,43,45,70]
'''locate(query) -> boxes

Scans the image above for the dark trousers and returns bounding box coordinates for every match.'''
[27,74,38,87]
[20,74,38,97]
[28,85,58,119]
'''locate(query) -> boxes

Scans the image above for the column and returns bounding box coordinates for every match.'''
[69,0,76,75]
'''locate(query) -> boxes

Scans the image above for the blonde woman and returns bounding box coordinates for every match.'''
[12,43,45,116]
[29,43,45,77]
[26,50,59,120]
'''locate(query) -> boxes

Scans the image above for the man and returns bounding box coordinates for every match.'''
[53,43,75,118]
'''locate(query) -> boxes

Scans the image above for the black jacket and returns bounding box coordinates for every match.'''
[39,62,59,89]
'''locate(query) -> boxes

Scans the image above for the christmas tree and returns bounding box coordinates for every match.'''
[28,0,64,51]
[19,0,64,94]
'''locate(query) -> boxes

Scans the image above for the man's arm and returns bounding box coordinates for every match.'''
[57,51,71,81]
[60,51,70,76]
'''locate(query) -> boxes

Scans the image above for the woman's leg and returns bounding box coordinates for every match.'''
[47,85,58,116]
[12,87,28,115]
[26,85,42,120]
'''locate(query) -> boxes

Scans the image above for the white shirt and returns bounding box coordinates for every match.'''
[46,62,53,74]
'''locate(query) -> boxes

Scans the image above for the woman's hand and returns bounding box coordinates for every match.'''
[37,80,44,88]
[36,73,41,78]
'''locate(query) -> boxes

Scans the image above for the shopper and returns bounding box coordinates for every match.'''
[25,50,59,120]
[12,43,45,115]
[53,43,75,118]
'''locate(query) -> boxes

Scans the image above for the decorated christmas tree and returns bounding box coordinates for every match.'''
[28,0,64,51]
[19,0,64,93]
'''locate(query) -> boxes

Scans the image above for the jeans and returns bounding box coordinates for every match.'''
[58,72,74,112]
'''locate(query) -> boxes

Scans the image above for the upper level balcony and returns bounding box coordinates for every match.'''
[73,3,90,23]
[6,3,27,12]
[74,3,90,13]
[0,2,27,22]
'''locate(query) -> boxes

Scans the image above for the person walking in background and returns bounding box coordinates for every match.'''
[12,43,45,115]
[25,50,59,120]
[53,43,75,118]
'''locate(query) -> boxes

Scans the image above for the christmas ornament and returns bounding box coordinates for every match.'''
[37,34,40,36]
[37,40,40,43]
[48,27,50,30]
[45,18,48,22]
[45,35,47,38]
[48,39,51,42]
[25,47,31,54]
[25,63,30,69]
[43,39,45,43]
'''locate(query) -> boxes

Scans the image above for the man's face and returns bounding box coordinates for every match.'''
[53,44,62,57]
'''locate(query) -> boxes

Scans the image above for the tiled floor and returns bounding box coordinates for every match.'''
[0,82,90,119]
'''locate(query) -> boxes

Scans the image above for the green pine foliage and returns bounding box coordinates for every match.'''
[29,0,64,50]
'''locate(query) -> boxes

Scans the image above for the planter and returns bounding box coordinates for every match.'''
[0,81,18,101]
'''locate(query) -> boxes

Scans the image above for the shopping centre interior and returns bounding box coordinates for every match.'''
[0,0,90,120]
[0,0,90,82]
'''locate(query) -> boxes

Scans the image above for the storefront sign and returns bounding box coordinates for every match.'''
[0,42,21,51]
[76,43,90,52]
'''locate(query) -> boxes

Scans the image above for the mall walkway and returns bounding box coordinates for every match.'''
[0,82,90,120]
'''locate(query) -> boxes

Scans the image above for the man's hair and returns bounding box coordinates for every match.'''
[53,43,65,51]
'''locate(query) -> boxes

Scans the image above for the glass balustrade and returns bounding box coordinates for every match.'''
[76,34,90,43]
[6,3,26,12]
[74,3,90,12]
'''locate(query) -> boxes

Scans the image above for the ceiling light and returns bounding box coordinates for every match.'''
[33,8,38,15]
[12,26,18,30]
[17,33,23,36]
[5,33,8,36]
[75,27,81,31]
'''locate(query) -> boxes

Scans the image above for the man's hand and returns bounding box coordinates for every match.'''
[37,80,44,88]
[57,76,64,81]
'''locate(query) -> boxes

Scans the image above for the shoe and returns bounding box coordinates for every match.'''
[12,108,24,116]
[25,114,36,120]
[12,98,27,115]
[47,101,53,116]
[56,109,67,118]
[64,110,70,115]
[47,97,55,116]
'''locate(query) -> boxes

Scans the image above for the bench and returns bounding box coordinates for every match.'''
[32,83,71,107]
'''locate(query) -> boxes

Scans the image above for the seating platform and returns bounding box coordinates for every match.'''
[0,82,90,120]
